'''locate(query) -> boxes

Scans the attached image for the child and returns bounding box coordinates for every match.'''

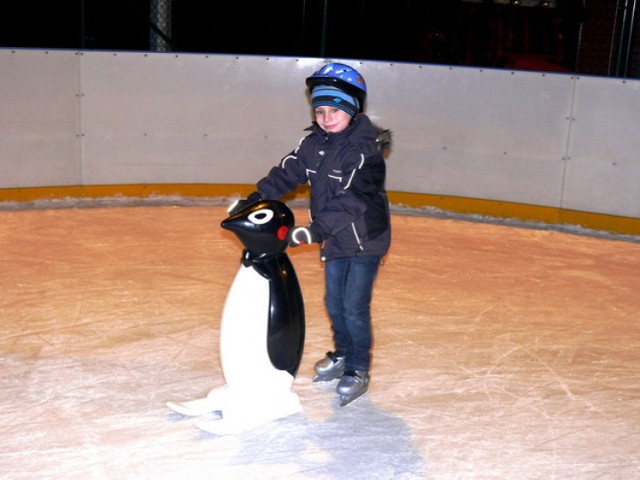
[231,62,391,406]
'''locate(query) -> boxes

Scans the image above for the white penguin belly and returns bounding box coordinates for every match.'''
[219,264,293,393]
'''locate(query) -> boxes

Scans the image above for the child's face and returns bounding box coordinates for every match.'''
[314,106,352,133]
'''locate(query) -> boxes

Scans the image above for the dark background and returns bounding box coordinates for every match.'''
[0,0,638,77]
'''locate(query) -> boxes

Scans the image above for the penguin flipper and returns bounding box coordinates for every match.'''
[263,255,305,376]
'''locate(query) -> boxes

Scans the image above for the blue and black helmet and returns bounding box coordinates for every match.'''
[306,63,367,113]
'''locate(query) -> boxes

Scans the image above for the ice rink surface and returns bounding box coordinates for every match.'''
[1,199,639,479]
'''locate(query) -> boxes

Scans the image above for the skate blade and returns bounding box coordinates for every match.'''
[339,388,368,407]
[312,373,342,382]
[313,373,342,383]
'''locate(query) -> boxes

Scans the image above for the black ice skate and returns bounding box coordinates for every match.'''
[337,370,369,406]
[313,351,345,382]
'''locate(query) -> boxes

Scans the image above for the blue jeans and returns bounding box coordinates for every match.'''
[324,255,382,372]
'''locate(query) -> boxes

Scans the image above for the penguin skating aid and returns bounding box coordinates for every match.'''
[167,200,305,435]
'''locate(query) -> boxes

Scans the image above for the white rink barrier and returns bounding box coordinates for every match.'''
[0,49,638,234]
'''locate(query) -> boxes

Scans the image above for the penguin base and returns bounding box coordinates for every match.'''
[195,386,302,435]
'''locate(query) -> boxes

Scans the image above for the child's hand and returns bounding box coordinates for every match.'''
[287,225,320,247]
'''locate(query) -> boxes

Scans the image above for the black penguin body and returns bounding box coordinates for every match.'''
[246,252,304,376]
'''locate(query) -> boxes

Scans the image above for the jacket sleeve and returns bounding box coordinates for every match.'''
[313,149,385,237]
[256,144,309,200]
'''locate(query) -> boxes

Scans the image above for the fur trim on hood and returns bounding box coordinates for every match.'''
[375,126,392,155]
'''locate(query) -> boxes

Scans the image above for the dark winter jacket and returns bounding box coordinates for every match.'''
[256,114,391,261]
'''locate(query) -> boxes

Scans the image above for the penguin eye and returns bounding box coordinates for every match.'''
[248,208,274,225]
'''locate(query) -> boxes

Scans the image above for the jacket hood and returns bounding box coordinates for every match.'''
[373,124,392,157]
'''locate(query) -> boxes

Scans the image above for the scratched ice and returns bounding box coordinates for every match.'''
[0,198,639,479]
